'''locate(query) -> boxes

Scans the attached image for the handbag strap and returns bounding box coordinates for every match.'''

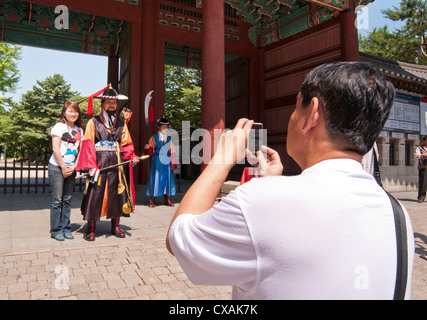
[385,192,408,300]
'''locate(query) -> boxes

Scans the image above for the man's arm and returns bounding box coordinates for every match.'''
[166,118,285,254]
[166,118,253,254]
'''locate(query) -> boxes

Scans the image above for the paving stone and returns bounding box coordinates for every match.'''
[4,187,425,300]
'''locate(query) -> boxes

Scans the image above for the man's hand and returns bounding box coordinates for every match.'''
[89,168,98,176]
[167,118,253,254]
[131,156,140,165]
[210,118,253,169]
[255,146,283,177]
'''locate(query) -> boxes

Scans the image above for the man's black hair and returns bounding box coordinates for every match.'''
[300,62,395,155]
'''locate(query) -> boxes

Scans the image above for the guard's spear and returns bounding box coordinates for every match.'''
[145,90,154,207]
[75,155,149,179]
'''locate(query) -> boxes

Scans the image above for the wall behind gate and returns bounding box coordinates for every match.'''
[262,17,346,175]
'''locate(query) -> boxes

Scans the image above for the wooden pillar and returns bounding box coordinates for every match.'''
[128,27,141,139]
[341,0,359,61]
[107,55,119,90]
[201,0,225,165]
[153,39,165,125]
[242,18,261,123]
[256,47,265,124]
[138,0,157,183]
[127,19,142,182]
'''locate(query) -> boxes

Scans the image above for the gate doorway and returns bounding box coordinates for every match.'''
[162,45,251,182]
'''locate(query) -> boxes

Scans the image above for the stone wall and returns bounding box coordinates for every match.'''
[377,134,419,192]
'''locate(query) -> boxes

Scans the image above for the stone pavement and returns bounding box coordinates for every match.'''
[0,182,426,300]
[0,181,232,300]
[396,191,427,300]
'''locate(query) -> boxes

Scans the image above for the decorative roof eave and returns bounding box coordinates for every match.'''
[307,0,344,11]
[360,52,427,83]
[359,51,427,96]
[0,0,128,56]
[222,0,375,47]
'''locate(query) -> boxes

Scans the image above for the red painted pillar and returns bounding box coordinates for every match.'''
[341,0,359,61]
[201,0,225,165]
[256,47,265,124]
[138,0,157,183]
[154,38,165,125]
[128,19,142,182]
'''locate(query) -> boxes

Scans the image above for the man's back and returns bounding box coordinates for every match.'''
[169,159,414,299]
[237,159,414,299]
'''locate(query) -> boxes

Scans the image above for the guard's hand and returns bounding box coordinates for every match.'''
[131,156,140,165]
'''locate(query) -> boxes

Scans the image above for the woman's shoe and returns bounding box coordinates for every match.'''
[53,234,65,241]
[64,232,74,239]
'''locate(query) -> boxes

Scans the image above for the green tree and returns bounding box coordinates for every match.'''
[359,26,423,62]
[359,0,427,65]
[76,96,102,126]
[164,65,202,130]
[5,74,79,157]
[0,43,21,109]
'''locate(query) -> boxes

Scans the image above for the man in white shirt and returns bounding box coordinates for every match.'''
[166,62,414,300]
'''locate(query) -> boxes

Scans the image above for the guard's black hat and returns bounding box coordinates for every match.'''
[156,118,170,126]
[94,86,128,101]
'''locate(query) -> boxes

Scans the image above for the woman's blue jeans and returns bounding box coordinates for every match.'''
[48,164,75,237]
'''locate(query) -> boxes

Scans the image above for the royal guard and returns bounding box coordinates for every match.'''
[76,85,139,241]
[144,118,177,207]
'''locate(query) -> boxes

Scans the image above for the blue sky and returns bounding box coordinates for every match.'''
[357,0,406,37]
[9,48,108,103]
[7,0,406,103]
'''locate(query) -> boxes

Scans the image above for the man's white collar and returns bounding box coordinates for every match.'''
[102,110,116,128]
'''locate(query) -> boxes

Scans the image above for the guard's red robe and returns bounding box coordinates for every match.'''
[76,113,137,221]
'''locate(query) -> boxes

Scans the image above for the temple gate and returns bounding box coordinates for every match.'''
[0,0,372,181]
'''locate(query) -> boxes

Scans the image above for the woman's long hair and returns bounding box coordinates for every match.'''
[59,101,82,128]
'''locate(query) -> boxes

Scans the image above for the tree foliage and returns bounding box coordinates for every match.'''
[2,74,82,157]
[163,65,202,130]
[359,0,427,65]
[0,43,21,110]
